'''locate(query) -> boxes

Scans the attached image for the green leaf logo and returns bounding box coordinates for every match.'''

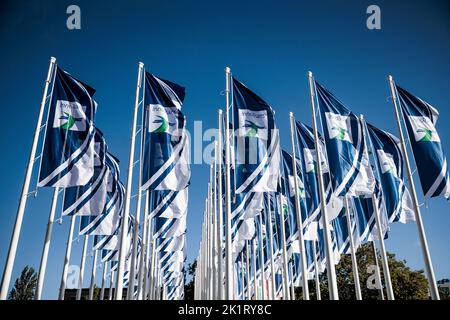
[244,120,264,137]
[59,112,82,130]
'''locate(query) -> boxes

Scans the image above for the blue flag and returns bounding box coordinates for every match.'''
[367,124,415,224]
[232,78,280,193]
[315,81,368,196]
[396,85,450,198]
[141,72,190,191]
[38,66,97,187]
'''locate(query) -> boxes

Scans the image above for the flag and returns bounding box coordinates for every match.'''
[315,81,366,196]
[141,72,190,191]
[367,124,415,223]
[396,85,450,198]
[38,66,97,187]
[232,77,280,193]
[149,188,188,219]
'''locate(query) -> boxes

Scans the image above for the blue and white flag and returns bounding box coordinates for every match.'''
[38,66,97,187]
[149,188,188,219]
[396,85,450,198]
[232,78,280,194]
[62,130,108,216]
[367,124,415,223]
[315,81,367,196]
[153,213,187,239]
[141,72,190,191]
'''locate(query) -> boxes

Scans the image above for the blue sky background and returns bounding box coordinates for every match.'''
[0,0,449,299]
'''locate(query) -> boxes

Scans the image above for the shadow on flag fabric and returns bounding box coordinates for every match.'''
[141,72,190,191]
[149,188,189,219]
[315,81,366,197]
[396,85,450,199]
[38,66,97,187]
[232,77,280,194]
[367,123,415,224]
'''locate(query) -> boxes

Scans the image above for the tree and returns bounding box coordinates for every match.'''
[184,259,197,300]
[8,265,38,300]
[296,243,429,300]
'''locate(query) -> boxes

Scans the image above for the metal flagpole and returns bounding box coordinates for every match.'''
[276,194,291,300]
[217,109,224,300]
[137,191,149,300]
[371,242,385,300]
[205,195,211,300]
[266,193,277,300]
[100,261,107,300]
[359,114,395,299]
[209,167,215,299]
[307,71,339,300]
[35,187,60,300]
[343,196,362,300]
[143,214,152,299]
[116,62,144,300]
[245,241,250,300]
[213,145,219,300]
[312,240,321,300]
[76,235,89,300]
[240,252,245,300]
[288,112,310,300]
[252,239,258,300]
[108,266,114,300]
[224,67,233,300]
[88,248,98,300]
[289,259,295,300]
[128,90,147,299]
[371,194,395,300]
[0,57,56,300]
[58,214,76,300]
[258,213,266,300]
[388,75,439,300]
[148,239,156,299]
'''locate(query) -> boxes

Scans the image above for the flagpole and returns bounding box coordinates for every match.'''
[289,259,296,300]
[276,194,291,300]
[307,71,339,300]
[312,240,321,300]
[266,193,277,300]
[257,213,266,300]
[108,266,114,300]
[128,87,147,300]
[370,194,395,300]
[100,261,107,300]
[217,109,224,300]
[116,62,144,300]
[388,75,440,300]
[252,238,258,299]
[0,57,56,299]
[35,187,60,300]
[76,235,89,300]
[288,112,310,300]
[213,143,219,300]
[88,247,98,300]
[137,191,149,300]
[371,242,385,300]
[245,241,250,300]
[224,66,233,300]
[343,196,362,300]
[143,214,152,299]
[208,167,215,300]
[58,214,76,300]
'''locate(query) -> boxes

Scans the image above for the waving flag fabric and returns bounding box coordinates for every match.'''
[396,85,450,198]
[232,78,280,194]
[38,66,97,187]
[315,81,365,197]
[149,188,189,219]
[367,124,415,223]
[141,72,190,191]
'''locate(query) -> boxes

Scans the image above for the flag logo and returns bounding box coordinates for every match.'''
[377,149,397,175]
[408,116,440,142]
[238,109,268,140]
[148,104,178,135]
[288,175,305,198]
[52,100,87,131]
[325,112,352,143]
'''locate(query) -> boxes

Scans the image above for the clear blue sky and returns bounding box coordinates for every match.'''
[0,0,449,299]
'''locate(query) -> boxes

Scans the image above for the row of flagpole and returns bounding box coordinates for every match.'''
[194,67,443,300]
[0,58,445,300]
